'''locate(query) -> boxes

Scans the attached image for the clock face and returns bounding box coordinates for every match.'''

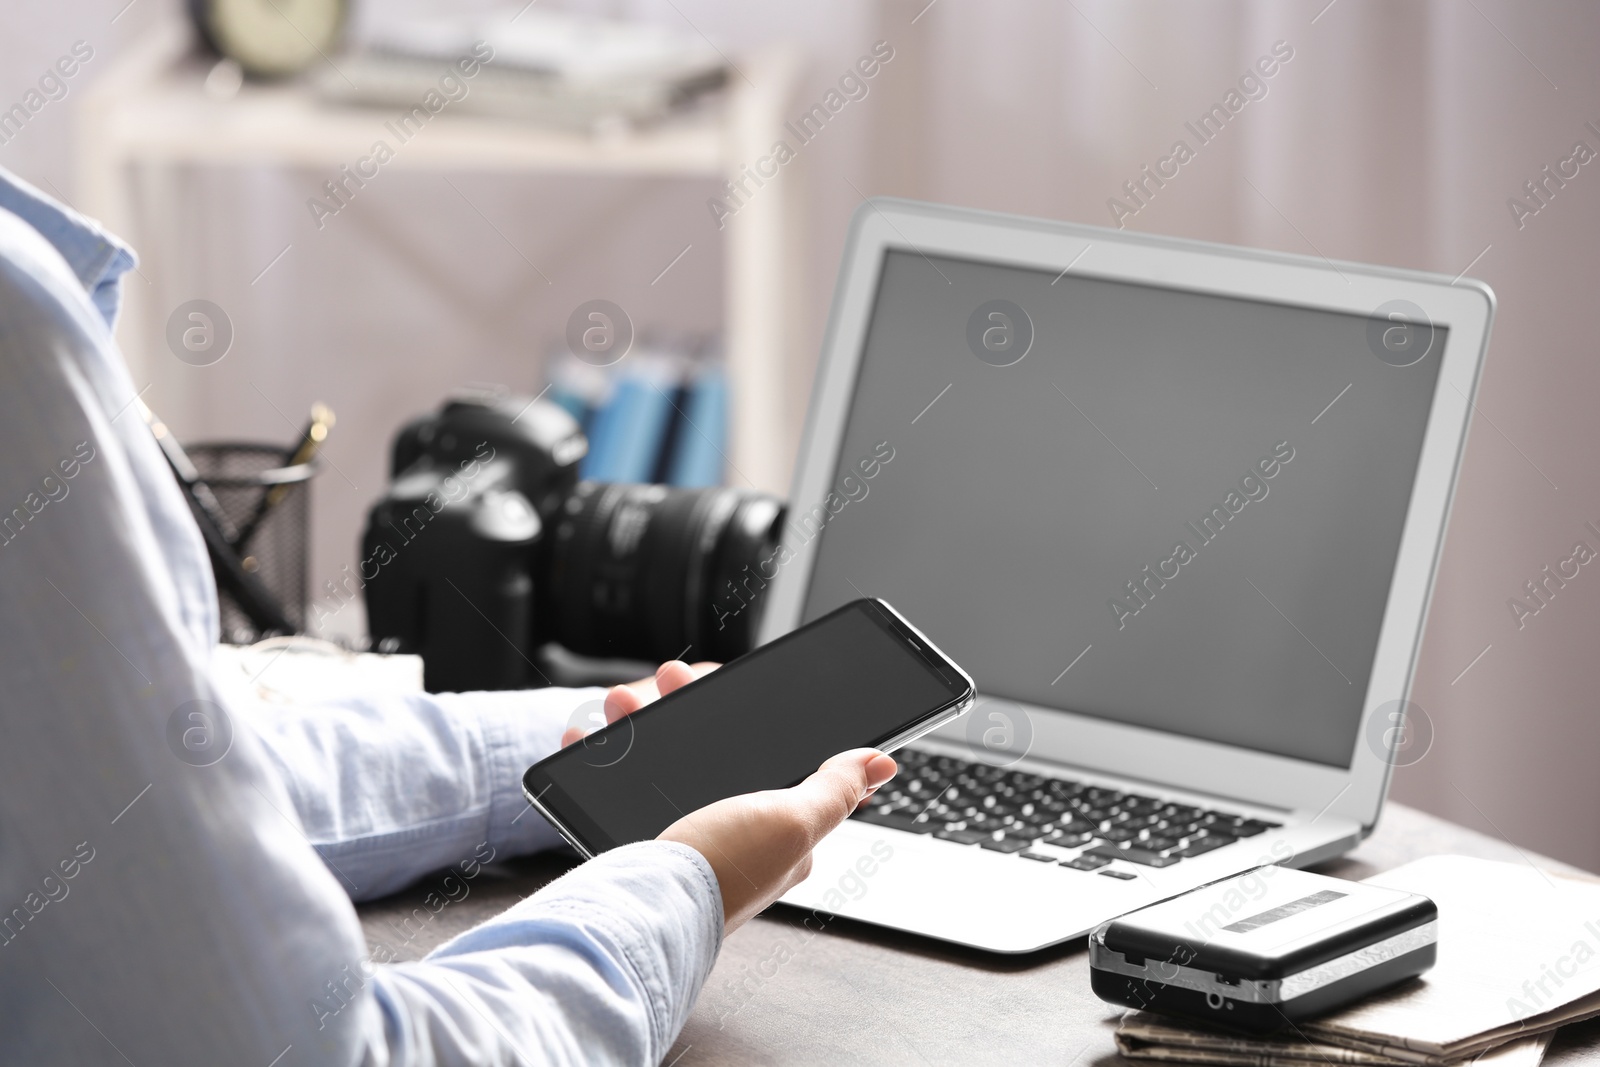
[197,0,347,78]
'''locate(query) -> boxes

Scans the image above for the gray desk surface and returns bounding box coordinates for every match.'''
[358,802,1600,1065]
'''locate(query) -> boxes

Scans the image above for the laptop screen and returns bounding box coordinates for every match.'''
[799,249,1446,768]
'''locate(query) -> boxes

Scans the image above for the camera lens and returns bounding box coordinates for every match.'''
[544,482,786,663]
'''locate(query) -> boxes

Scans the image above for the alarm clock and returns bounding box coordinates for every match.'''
[189,0,348,79]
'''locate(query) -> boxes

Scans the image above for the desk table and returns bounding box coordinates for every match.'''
[358,802,1600,1065]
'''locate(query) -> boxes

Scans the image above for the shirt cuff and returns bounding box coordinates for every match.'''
[456,686,607,860]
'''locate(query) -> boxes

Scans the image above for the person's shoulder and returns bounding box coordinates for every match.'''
[0,205,106,346]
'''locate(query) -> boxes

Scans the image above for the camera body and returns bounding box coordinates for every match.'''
[362,392,786,692]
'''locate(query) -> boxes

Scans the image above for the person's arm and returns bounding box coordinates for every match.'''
[240,686,599,901]
[367,841,722,1063]
[240,664,716,901]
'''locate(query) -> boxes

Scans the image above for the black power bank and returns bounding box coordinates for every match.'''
[1090,866,1437,1032]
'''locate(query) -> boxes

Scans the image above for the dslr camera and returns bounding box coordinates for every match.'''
[361,392,786,692]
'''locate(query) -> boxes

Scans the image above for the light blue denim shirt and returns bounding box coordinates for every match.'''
[0,167,722,1066]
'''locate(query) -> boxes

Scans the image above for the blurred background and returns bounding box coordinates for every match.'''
[5,0,1598,869]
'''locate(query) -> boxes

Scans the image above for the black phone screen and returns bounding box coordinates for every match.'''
[524,599,971,852]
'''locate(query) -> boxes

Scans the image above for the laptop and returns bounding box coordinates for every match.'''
[764,198,1493,953]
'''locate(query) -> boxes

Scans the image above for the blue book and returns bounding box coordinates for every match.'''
[667,363,728,487]
[546,353,612,439]
[547,383,591,430]
[582,360,677,483]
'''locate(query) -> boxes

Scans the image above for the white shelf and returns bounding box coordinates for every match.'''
[78,23,803,492]
[102,59,733,176]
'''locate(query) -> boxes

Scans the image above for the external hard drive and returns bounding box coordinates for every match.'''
[1089,866,1437,1032]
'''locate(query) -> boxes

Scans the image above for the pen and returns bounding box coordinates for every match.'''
[232,402,334,551]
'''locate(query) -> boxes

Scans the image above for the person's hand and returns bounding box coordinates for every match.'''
[658,748,898,934]
[559,660,718,749]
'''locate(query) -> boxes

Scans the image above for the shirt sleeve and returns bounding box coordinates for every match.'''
[366,841,723,1066]
[0,193,723,1067]
[241,685,605,901]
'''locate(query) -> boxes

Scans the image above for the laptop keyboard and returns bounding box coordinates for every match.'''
[851,748,1280,875]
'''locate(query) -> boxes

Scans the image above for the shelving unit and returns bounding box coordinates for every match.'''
[77,23,803,492]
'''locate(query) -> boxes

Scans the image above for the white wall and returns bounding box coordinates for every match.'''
[5,0,1599,869]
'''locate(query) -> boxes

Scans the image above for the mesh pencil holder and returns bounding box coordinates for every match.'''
[186,442,319,643]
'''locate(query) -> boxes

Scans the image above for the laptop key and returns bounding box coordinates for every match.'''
[1019,851,1059,863]
[1084,845,1180,868]
[853,809,936,834]
[979,836,1034,854]
[1100,870,1138,880]
[1062,853,1111,871]
[1174,835,1233,857]
[934,827,990,845]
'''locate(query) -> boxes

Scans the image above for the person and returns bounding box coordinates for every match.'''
[0,166,897,1065]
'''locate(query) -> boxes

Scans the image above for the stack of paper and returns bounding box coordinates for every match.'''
[1116,855,1600,1066]
[212,639,423,705]
[316,10,728,130]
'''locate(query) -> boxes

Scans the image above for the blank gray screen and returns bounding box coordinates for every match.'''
[800,250,1445,768]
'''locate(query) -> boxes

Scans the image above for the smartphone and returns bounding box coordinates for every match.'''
[522,598,975,856]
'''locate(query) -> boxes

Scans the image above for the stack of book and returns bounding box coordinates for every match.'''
[1115,1012,1549,1066]
[547,341,729,487]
